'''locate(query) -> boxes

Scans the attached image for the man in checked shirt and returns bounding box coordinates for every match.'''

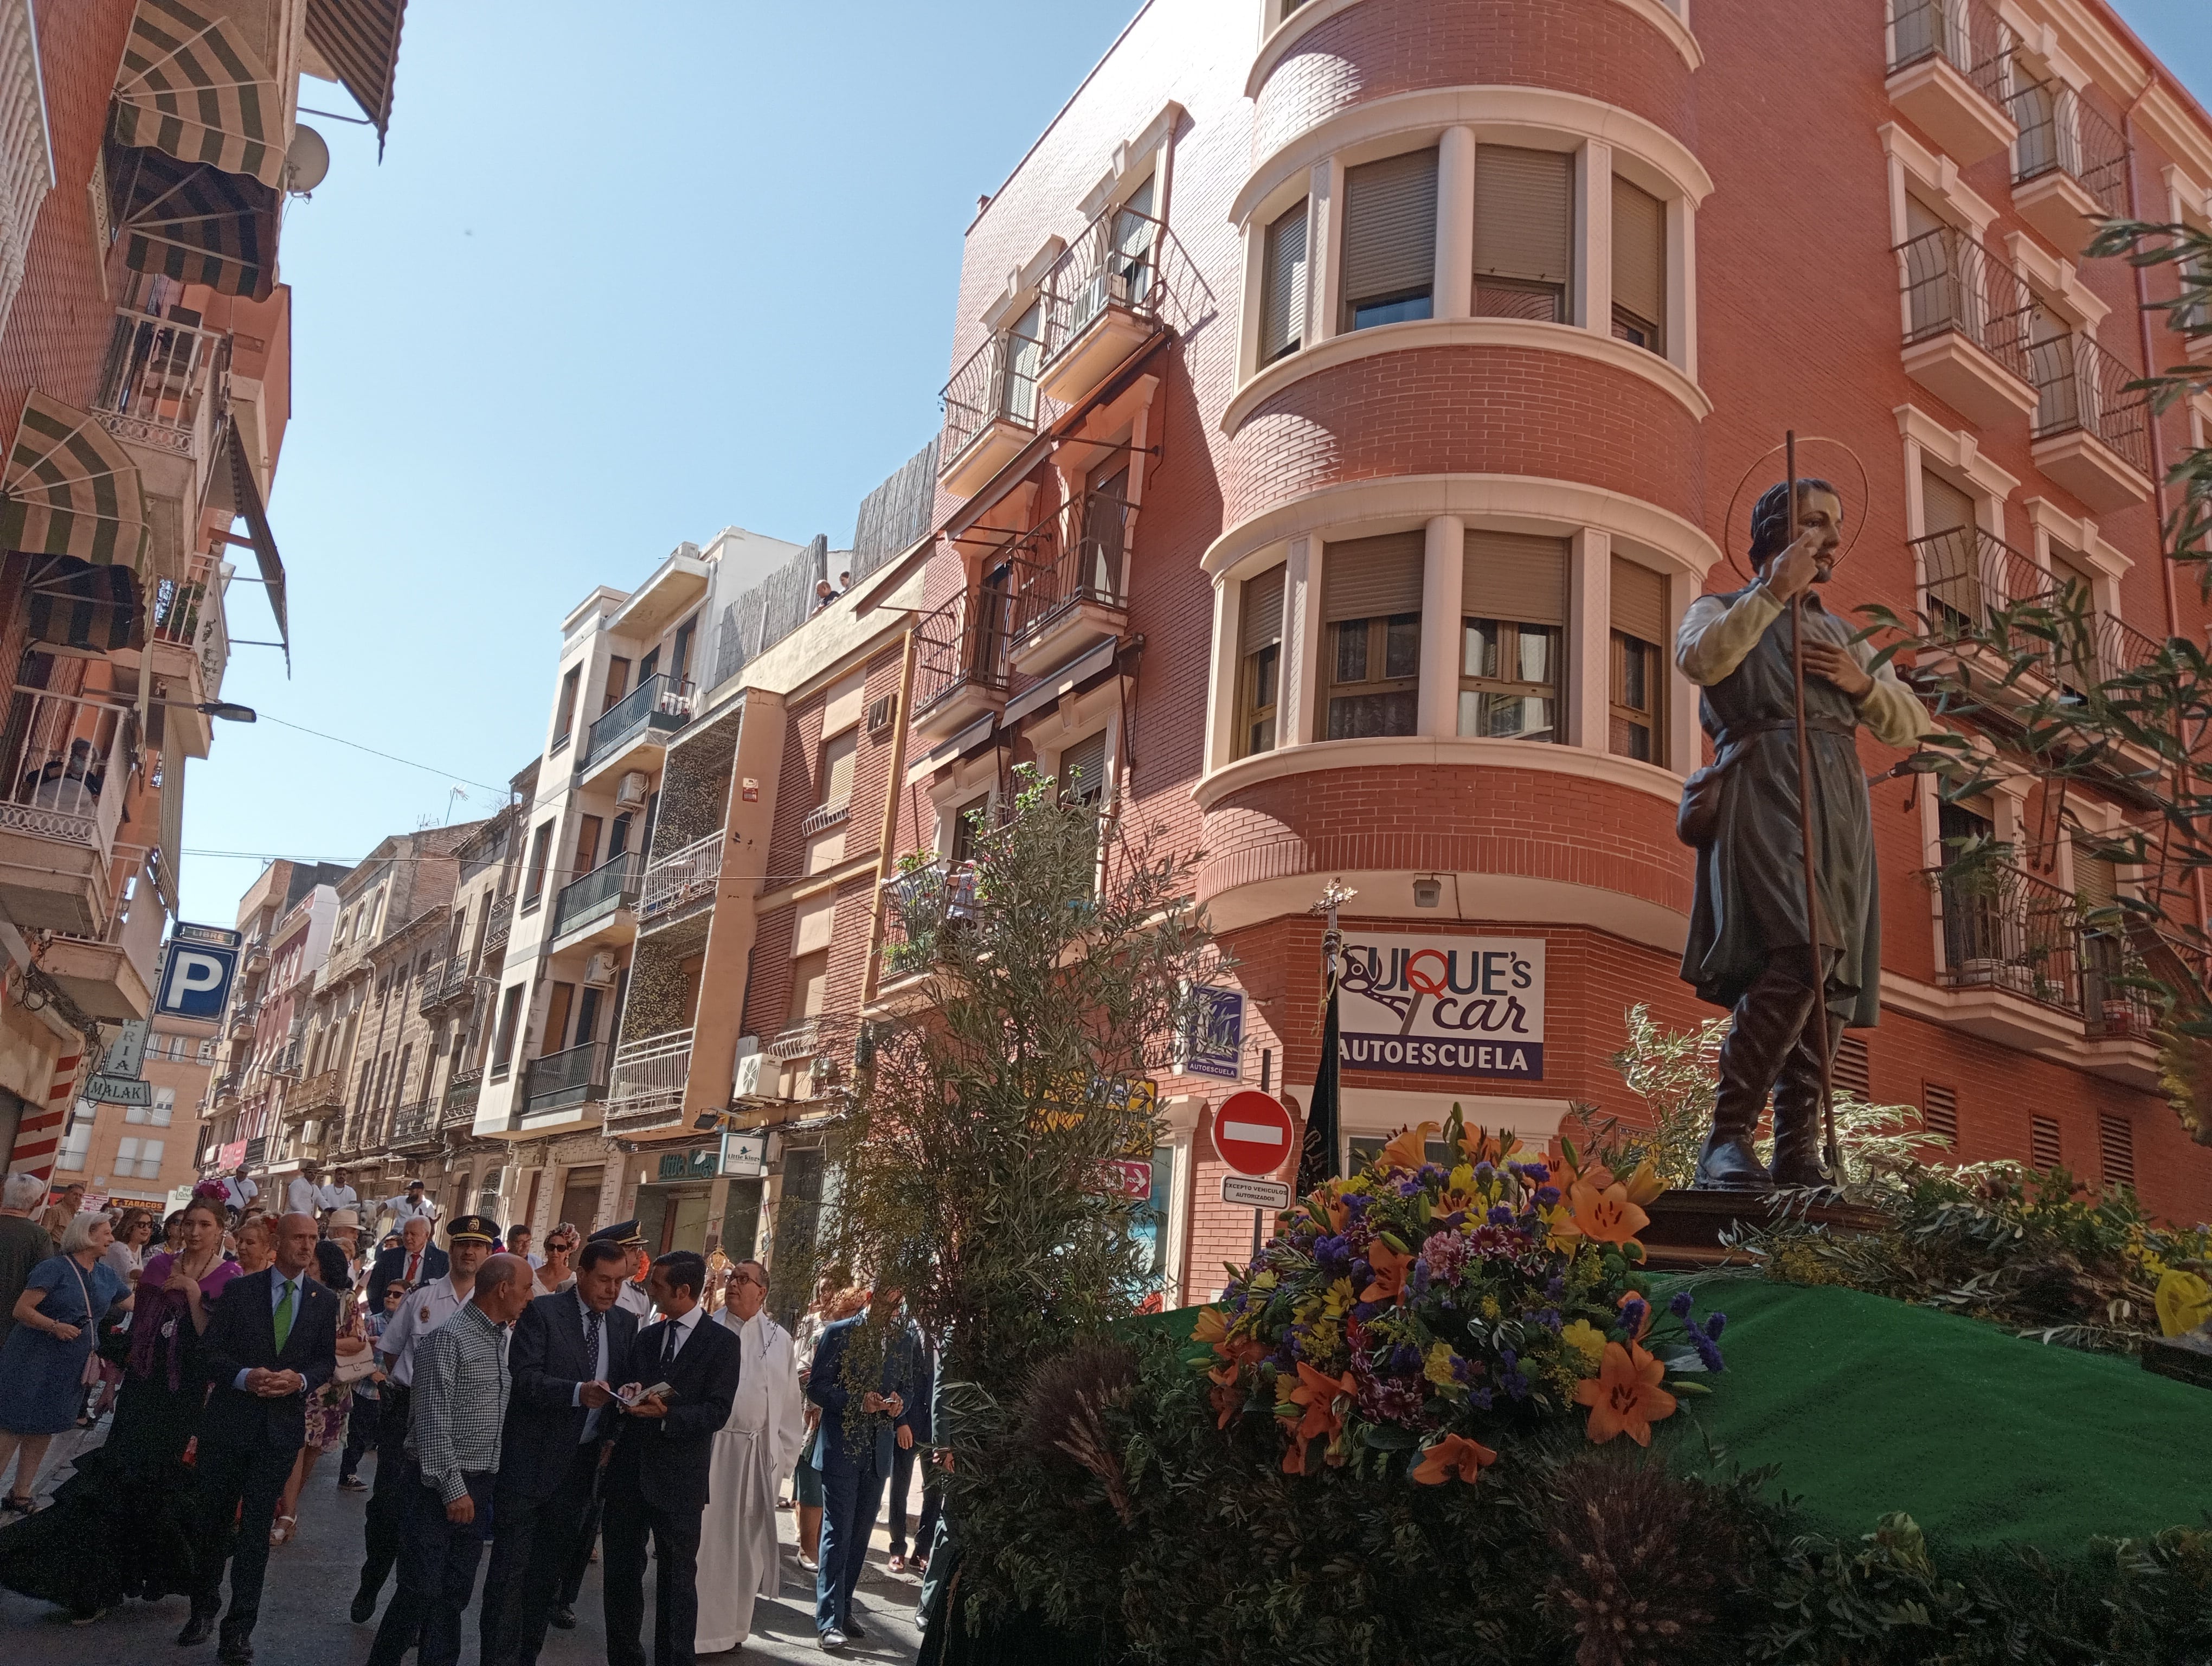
[365,1254,534,1666]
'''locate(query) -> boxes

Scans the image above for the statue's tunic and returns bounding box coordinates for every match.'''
[1676,583,1931,1027]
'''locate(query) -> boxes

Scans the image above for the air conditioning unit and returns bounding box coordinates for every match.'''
[732,1037,764,1100]
[616,771,650,809]
[582,951,619,988]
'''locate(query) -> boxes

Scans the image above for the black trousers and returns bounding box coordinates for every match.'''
[189,1436,297,1640]
[886,1440,942,1557]
[601,1476,704,1666]
[366,1473,494,1666]
[358,1385,413,1601]
[338,1392,379,1482]
[481,1443,600,1666]
[556,1491,601,1607]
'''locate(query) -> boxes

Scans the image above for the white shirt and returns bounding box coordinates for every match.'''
[569,1291,614,1440]
[222,1176,258,1212]
[284,1177,319,1216]
[319,1183,359,1212]
[649,1303,704,1373]
[378,1272,471,1388]
[615,1279,653,1320]
[386,1194,439,1226]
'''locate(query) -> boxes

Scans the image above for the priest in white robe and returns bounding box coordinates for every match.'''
[696,1258,808,1654]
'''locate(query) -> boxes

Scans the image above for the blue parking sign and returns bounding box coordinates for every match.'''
[157,938,238,1020]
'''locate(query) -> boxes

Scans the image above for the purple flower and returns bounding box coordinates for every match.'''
[1395,1176,1423,1199]
[1669,1290,1695,1319]
[1521,1161,1552,1185]
[1546,1276,1566,1298]
[1488,1204,1515,1226]
[1351,1300,1385,1323]
[1313,1234,1353,1277]
[1468,1387,1495,1411]
[1705,1311,1728,1341]
[1474,1163,1496,1184]
[1409,1259,1432,1297]
[1345,1193,1372,1218]
[1418,1162,1444,1185]
[1689,1329,1726,1373]
[1449,1355,1481,1384]
[1351,1258,1372,1289]
[1498,1348,1532,1402]
[1535,1184,1561,1207]
[1532,1308,1562,1332]
[1619,1297,1649,1338]
[1389,1343,1422,1377]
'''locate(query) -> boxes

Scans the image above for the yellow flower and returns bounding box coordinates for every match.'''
[1321,1277,1355,1319]
[1560,1319,1607,1370]
[1621,1158,1669,1208]
[1424,1341,1462,1387]
[1191,1307,1230,1347]
[2155,1269,2212,1337]
[1481,1295,1501,1321]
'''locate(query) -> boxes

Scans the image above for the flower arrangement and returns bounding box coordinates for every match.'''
[1194,1104,1727,1482]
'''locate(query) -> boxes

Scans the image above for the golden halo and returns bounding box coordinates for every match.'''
[1719,436,1872,585]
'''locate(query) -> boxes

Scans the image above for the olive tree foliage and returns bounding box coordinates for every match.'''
[1852,219,2212,1137]
[821,762,1214,1395]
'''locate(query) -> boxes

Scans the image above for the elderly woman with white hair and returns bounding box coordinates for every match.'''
[0,1209,132,1514]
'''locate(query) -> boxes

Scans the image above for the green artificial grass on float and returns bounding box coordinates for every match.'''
[1650,1272,2211,1552]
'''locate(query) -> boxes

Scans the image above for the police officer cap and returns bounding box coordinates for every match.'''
[446,1213,500,1246]
[587,1219,645,1247]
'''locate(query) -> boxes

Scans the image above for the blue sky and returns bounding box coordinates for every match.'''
[175,0,2212,927]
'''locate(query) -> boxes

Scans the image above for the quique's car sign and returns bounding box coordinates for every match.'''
[1339,933,1545,1080]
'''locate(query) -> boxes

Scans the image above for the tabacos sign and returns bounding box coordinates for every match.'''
[1338,934,1545,1080]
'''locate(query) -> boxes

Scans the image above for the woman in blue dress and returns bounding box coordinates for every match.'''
[0,1212,132,1511]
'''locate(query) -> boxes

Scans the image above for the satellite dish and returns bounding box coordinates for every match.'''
[284,124,330,195]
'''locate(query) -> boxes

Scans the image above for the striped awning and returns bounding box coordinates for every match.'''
[306,0,408,154]
[110,144,278,300]
[0,392,150,568]
[113,0,286,188]
[25,555,146,653]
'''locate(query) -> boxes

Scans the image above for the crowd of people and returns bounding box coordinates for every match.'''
[0,1170,947,1658]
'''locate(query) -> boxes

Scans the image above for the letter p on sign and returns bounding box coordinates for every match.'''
[158,945,237,1020]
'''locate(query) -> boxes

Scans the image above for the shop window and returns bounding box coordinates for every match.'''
[1611,176,1666,352]
[1474,145,1572,322]
[1259,198,1309,362]
[1459,531,1566,742]
[1341,149,1438,331]
[1322,532,1424,738]
[1237,562,1286,757]
[1609,556,1668,764]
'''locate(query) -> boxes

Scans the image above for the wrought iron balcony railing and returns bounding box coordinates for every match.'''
[2025,331,2150,475]
[551,850,644,940]
[2010,68,2126,217]
[388,1098,440,1149]
[1039,201,1165,363]
[1009,490,1131,646]
[879,860,979,980]
[1897,225,2033,382]
[940,328,1046,470]
[1936,861,2080,1013]
[1888,0,2012,111]
[483,892,514,954]
[519,1040,612,1118]
[606,1029,694,1129]
[93,303,227,462]
[640,834,725,927]
[415,962,449,1015]
[147,554,231,696]
[582,672,694,771]
[293,1067,344,1114]
[442,1066,484,1126]
[0,690,135,875]
[910,586,1012,720]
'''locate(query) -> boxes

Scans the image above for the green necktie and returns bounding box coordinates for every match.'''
[273,1278,295,1353]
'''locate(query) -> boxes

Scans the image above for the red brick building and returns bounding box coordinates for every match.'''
[874,0,2212,1301]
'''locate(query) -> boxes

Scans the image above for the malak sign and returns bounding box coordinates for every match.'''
[1339,933,1545,1081]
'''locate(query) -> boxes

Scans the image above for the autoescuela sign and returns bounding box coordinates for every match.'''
[1339,933,1545,1080]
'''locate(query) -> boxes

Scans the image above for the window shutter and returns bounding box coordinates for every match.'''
[1831,1034,1870,1099]
[1260,199,1309,360]
[821,729,858,808]
[2098,1112,2134,1188]
[788,951,829,1024]
[1611,176,1665,328]
[1462,531,1566,626]
[1341,149,1438,305]
[2047,541,2092,594]
[1324,532,1425,620]
[1240,562,1287,654]
[1610,556,1667,645]
[1920,469,1974,535]
[1474,145,1573,284]
[2070,836,2117,910]
[2029,1115,2061,1170]
[1060,729,1109,800]
[1920,1080,1957,1145]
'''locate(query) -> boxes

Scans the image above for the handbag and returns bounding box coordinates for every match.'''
[332,1350,379,1386]
[65,1260,103,1387]
[1675,752,1735,848]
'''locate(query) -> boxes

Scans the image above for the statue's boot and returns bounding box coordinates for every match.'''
[1770,1008,1847,1191]
[1694,960,1818,1190]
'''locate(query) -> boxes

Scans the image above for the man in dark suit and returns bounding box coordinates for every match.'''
[179,1213,339,1663]
[366,1215,448,1311]
[806,1296,916,1651]
[602,1250,740,1666]
[478,1239,640,1666]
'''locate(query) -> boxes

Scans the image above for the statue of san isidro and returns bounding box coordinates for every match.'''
[1675,479,1934,1189]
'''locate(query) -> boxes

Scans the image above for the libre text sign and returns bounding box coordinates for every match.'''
[1339,933,1545,1080]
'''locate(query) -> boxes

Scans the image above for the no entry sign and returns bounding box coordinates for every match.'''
[1213,1090,1294,1177]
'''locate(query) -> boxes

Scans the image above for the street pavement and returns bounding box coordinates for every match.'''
[0,1420,924,1665]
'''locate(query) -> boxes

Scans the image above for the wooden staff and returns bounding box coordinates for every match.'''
[1785,433,1842,1181]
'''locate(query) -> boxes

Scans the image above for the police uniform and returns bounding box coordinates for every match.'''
[353,1214,500,1622]
[587,1219,655,1320]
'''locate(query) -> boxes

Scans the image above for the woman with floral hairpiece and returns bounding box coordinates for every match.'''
[0,1184,236,1620]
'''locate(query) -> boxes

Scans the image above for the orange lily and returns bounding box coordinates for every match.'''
[1568,1178,1650,1246]
[1410,1431,1500,1485]
[1280,1361,1355,1472]
[1378,1120,1441,1170]
[1360,1239,1415,1306]
[1310,1186,1349,1235]
[1191,1306,1230,1348]
[1459,1125,1499,1168]
[1621,1158,1669,1208]
[1573,1340,1677,1446]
